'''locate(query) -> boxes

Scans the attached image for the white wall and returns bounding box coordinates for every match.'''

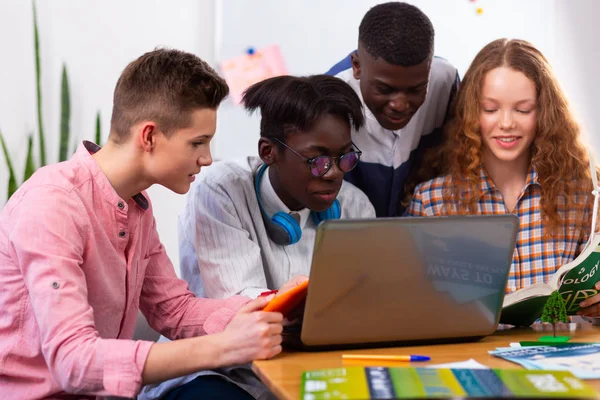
[214,0,558,162]
[1,0,599,275]
[553,0,600,153]
[0,0,216,274]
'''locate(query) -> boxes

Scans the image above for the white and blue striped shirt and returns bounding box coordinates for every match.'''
[179,156,375,299]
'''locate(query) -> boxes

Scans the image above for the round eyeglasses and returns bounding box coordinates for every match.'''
[272,137,362,177]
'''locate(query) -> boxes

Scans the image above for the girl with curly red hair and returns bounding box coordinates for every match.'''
[407,38,600,317]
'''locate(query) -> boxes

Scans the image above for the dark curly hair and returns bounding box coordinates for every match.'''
[359,2,434,66]
[242,75,364,143]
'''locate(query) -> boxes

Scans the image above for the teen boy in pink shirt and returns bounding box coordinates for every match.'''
[0,49,297,399]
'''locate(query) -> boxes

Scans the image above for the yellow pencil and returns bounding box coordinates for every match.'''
[341,354,430,362]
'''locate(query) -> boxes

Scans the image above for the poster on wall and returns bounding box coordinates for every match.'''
[219,44,288,105]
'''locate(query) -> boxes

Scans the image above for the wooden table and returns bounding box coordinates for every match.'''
[253,323,600,399]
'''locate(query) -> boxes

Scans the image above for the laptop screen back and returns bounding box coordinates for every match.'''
[301,215,519,347]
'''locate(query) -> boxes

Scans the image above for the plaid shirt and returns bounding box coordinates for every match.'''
[407,166,591,293]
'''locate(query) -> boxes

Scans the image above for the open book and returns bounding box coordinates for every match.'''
[500,153,600,326]
[500,237,600,326]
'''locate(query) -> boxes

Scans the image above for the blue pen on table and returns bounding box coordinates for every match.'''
[342,354,431,362]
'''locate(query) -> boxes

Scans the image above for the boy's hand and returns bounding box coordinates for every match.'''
[218,296,283,366]
[577,282,600,317]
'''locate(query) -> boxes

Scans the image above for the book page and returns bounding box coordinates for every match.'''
[503,282,553,307]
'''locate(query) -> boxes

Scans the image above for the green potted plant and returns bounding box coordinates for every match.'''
[0,1,102,201]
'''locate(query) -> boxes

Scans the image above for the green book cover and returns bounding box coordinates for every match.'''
[558,243,600,314]
[300,367,598,399]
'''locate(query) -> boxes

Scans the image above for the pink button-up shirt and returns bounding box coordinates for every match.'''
[0,141,249,399]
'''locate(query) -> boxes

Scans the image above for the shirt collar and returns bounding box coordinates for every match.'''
[259,165,311,229]
[75,140,149,210]
[479,164,539,194]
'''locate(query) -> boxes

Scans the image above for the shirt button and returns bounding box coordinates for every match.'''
[119,231,126,237]
[117,201,124,209]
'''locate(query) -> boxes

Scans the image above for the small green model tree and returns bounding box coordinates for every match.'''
[541,291,568,338]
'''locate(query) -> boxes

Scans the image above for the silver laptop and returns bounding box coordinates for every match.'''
[284,215,519,350]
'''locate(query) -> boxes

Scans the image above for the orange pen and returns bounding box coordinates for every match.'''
[342,354,430,362]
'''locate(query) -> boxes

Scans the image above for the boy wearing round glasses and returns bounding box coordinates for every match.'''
[140,75,374,399]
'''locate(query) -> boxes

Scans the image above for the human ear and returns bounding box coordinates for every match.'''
[351,51,361,80]
[139,122,159,152]
[258,137,278,165]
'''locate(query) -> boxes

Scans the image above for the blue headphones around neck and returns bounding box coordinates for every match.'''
[254,164,341,246]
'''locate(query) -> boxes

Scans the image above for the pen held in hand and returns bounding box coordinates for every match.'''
[341,354,431,362]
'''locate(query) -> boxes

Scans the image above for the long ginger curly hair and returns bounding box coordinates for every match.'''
[412,39,595,236]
